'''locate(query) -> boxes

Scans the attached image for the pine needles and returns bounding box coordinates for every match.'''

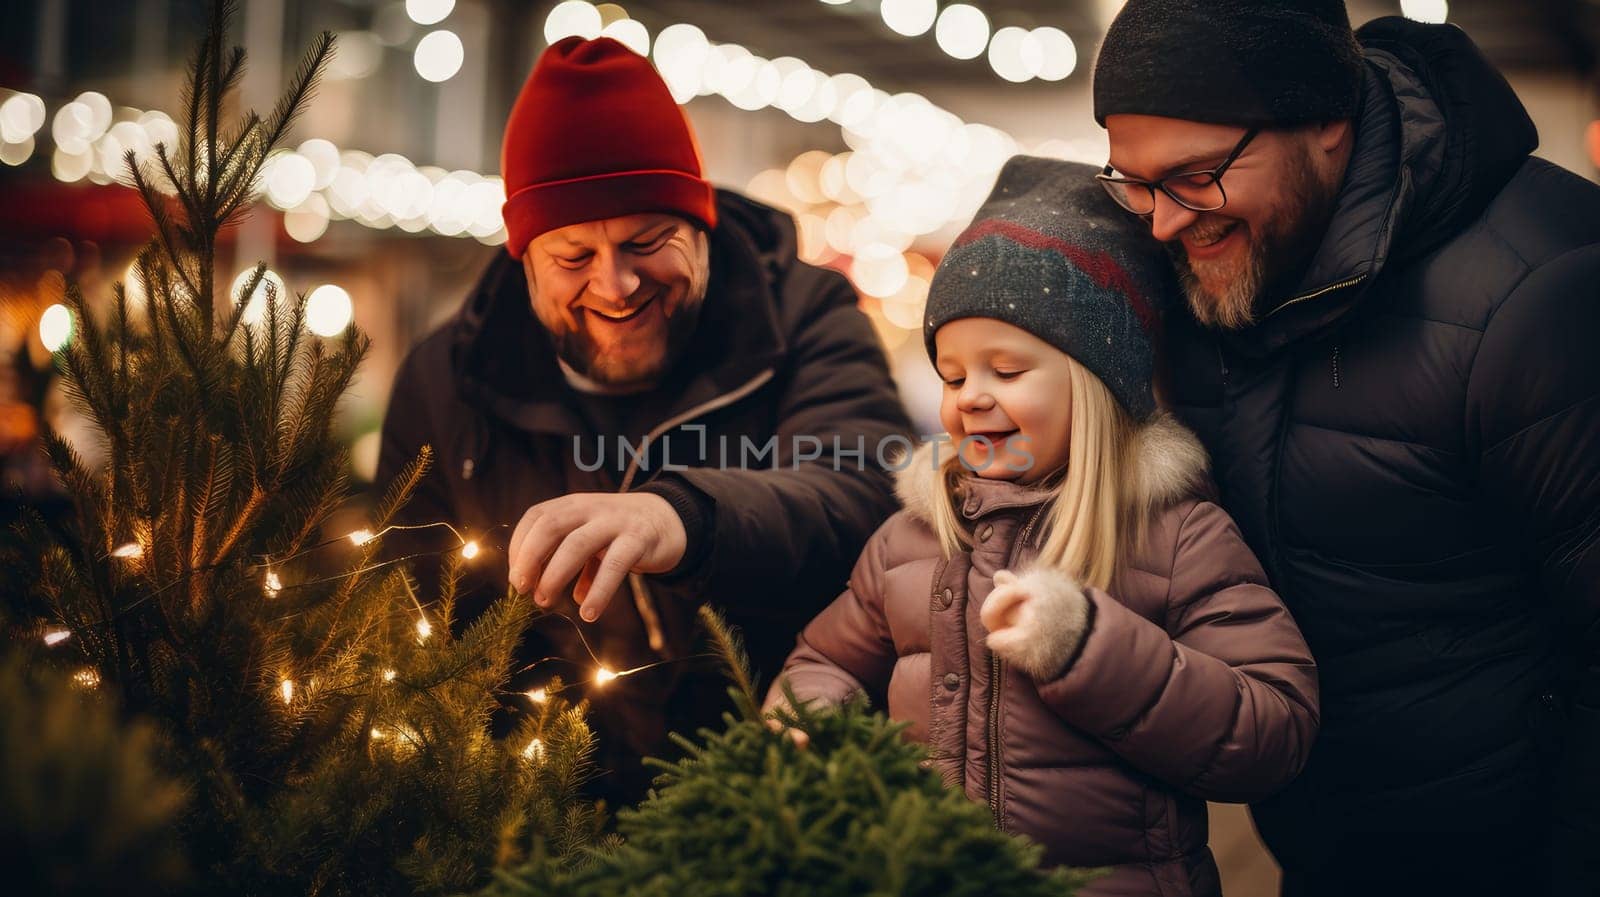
[477,609,1097,897]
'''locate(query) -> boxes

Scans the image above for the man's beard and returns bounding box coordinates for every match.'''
[552,293,704,387]
[540,252,710,388]
[1169,146,1338,331]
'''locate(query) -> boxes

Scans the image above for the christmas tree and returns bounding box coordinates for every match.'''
[0,653,190,897]
[478,609,1098,897]
[2,2,603,894]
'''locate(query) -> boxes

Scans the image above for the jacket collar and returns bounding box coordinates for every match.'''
[448,190,790,437]
[894,412,1211,525]
[1224,17,1537,357]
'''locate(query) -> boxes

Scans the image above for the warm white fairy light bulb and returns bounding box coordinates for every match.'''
[935,4,989,60]
[305,284,353,337]
[594,667,617,686]
[988,26,1040,83]
[383,668,398,682]
[522,737,545,761]
[461,540,480,559]
[600,18,650,56]
[405,0,454,26]
[112,542,144,558]
[1401,0,1448,23]
[73,668,101,689]
[544,1,602,44]
[1029,27,1077,81]
[264,152,316,208]
[525,687,548,703]
[348,528,376,546]
[880,0,936,37]
[43,628,71,647]
[413,30,464,82]
[416,617,433,642]
[280,678,295,704]
[39,303,72,352]
[0,93,46,142]
[264,570,282,595]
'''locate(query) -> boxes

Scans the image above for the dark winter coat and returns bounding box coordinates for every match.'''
[770,419,1319,897]
[376,190,910,803]
[1160,19,1600,896]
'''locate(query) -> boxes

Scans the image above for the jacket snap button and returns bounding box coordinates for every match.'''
[964,498,979,514]
[943,672,960,692]
[977,523,994,543]
[936,587,953,609]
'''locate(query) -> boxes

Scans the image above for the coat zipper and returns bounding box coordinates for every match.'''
[987,503,1047,825]
[615,367,776,652]
[618,368,776,492]
[1262,273,1368,321]
[987,652,1004,824]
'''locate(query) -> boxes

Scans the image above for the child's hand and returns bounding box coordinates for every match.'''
[980,568,1091,680]
[764,716,810,749]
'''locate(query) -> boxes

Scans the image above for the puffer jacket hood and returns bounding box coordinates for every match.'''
[1236,17,1538,358]
[772,414,1319,896]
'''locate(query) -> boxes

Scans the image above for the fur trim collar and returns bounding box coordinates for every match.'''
[894,411,1209,524]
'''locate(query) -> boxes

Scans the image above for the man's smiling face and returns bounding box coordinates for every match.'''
[523,212,710,387]
[1104,114,1349,329]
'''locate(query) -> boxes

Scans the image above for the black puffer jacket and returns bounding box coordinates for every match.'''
[376,191,910,804]
[1162,19,1600,897]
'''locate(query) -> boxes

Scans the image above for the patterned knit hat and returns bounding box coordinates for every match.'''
[924,156,1172,421]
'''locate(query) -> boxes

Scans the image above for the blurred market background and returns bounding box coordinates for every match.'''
[1,2,1598,890]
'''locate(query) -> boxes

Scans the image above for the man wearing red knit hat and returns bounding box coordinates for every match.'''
[377,37,909,804]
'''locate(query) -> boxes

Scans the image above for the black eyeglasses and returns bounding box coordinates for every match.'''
[1096,127,1261,216]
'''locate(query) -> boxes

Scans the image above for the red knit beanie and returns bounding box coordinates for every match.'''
[500,36,717,259]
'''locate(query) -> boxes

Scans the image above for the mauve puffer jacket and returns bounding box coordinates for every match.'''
[769,415,1319,897]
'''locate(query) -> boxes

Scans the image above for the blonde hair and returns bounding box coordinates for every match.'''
[929,357,1145,591]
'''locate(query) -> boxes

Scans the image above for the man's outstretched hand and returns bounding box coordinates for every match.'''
[507,492,688,622]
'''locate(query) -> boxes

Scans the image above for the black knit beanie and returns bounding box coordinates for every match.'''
[925,157,1172,422]
[1093,0,1364,127]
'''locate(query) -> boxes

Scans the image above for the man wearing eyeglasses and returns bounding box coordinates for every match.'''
[1092,3,1599,897]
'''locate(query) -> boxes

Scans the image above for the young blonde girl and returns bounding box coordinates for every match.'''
[768,157,1318,897]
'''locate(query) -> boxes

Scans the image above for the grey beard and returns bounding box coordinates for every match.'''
[1171,238,1264,331]
[1169,149,1337,332]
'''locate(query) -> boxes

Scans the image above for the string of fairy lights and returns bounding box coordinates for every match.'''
[36,519,659,763]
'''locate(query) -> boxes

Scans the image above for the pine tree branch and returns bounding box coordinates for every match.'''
[696,604,759,718]
[260,31,335,156]
[372,446,432,535]
[132,156,201,300]
[208,485,265,569]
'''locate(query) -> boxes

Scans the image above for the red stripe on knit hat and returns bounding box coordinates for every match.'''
[952,218,1159,335]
